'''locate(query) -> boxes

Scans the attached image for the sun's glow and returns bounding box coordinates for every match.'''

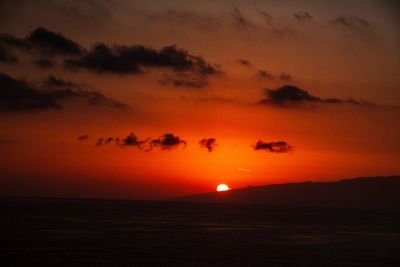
[216,184,230,192]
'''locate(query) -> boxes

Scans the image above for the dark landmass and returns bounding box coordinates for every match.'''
[173,176,400,210]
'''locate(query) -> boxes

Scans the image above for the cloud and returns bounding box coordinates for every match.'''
[257,70,275,80]
[96,132,187,151]
[93,132,151,150]
[1,27,221,87]
[66,89,127,109]
[34,58,55,69]
[95,138,104,147]
[43,75,127,109]
[0,33,29,50]
[43,76,127,109]
[0,72,127,112]
[27,27,83,56]
[271,28,297,37]
[119,132,146,148]
[65,43,220,77]
[257,71,290,81]
[254,140,293,153]
[257,9,273,26]
[259,85,372,107]
[199,138,217,152]
[78,134,89,141]
[149,133,187,150]
[279,73,292,81]
[104,137,115,144]
[237,59,252,67]
[232,7,254,27]
[0,72,59,112]
[159,76,208,89]
[294,12,312,22]
[330,16,372,30]
[95,137,117,147]
[43,75,80,89]
[329,16,375,37]
[0,27,83,56]
[0,44,17,63]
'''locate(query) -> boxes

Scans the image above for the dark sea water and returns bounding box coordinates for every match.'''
[1,198,399,266]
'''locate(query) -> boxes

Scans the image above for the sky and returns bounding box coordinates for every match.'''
[0,0,399,199]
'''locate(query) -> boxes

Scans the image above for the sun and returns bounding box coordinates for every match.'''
[216,184,230,192]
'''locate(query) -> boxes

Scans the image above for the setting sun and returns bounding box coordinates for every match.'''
[217,184,230,192]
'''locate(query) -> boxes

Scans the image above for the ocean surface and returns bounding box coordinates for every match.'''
[1,198,399,266]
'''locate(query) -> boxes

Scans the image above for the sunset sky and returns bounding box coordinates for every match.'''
[1,0,399,199]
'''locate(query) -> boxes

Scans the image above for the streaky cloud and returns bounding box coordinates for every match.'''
[259,85,373,108]
[65,44,220,77]
[0,72,127,112]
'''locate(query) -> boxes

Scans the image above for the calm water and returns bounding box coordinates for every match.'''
[1,198,399,266]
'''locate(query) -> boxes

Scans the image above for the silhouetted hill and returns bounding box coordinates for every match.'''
[173,176,400,210]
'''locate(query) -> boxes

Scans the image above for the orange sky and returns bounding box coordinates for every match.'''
[0,0,399,199]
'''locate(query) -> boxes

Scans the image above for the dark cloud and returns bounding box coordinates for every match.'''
[279,73,292,81]
[0,33,28,50]
[93,132,148,149]
[259,85,372,107]
[199,138,217,152]
[0,27,83,56]
[329,16,374,34]
[93,132,187,151]
[34,58,55,69]
[159,76,208,89]
[149,133,187,150]
[27,27,83,56]
[232,7,254,27]
[119,133,146,148]
[262,85,318,105]
[294,12,312,22]
[43,75,80,89]
[0,72,127,112]
[78,134,89,141]
[64,89,127,109]
[237,58,252,67]
[0,72,59,112]
[65,43,220,77]
[95,137,117,147]
[64,43,139,74]
[258,70,275,80]
[43,75,127,109]
[254,140,293,153]
[1,27,220,87]
[0,44,17,63]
